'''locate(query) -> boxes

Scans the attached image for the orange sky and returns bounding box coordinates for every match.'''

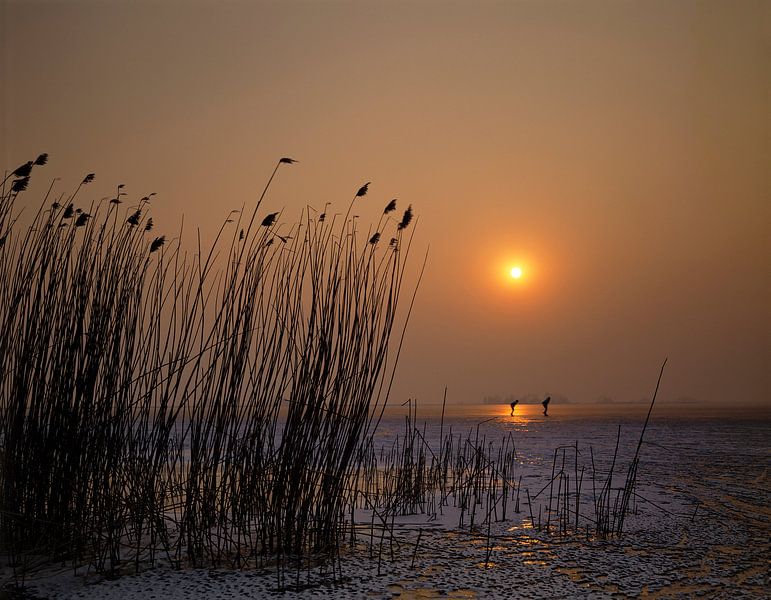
[2,0,768,408]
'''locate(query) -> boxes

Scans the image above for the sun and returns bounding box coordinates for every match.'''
[496,257,532,288]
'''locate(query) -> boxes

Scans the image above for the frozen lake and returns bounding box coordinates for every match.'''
[11,402,770,598]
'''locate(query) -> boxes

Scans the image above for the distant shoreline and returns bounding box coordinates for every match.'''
[380,401,770,420]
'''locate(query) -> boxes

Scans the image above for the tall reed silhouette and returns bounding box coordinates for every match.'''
[0,155,419,579]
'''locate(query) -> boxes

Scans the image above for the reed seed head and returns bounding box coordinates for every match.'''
[397,205,413,231]
[12,161,33,178]
[11,177,29,193]
[261,212,279,227]
[149,235,166,252]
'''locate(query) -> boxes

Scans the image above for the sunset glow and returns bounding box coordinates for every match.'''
[3,2,766,411]
[2,2,767,597]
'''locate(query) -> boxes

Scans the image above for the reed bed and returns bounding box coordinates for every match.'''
[0,155,418,581]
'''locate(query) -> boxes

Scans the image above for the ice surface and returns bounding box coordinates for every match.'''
[5,407,769,598]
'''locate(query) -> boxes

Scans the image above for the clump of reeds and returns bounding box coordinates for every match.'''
[0,154,419,586]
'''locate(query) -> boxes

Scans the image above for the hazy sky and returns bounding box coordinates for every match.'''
[2,0,768,408]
